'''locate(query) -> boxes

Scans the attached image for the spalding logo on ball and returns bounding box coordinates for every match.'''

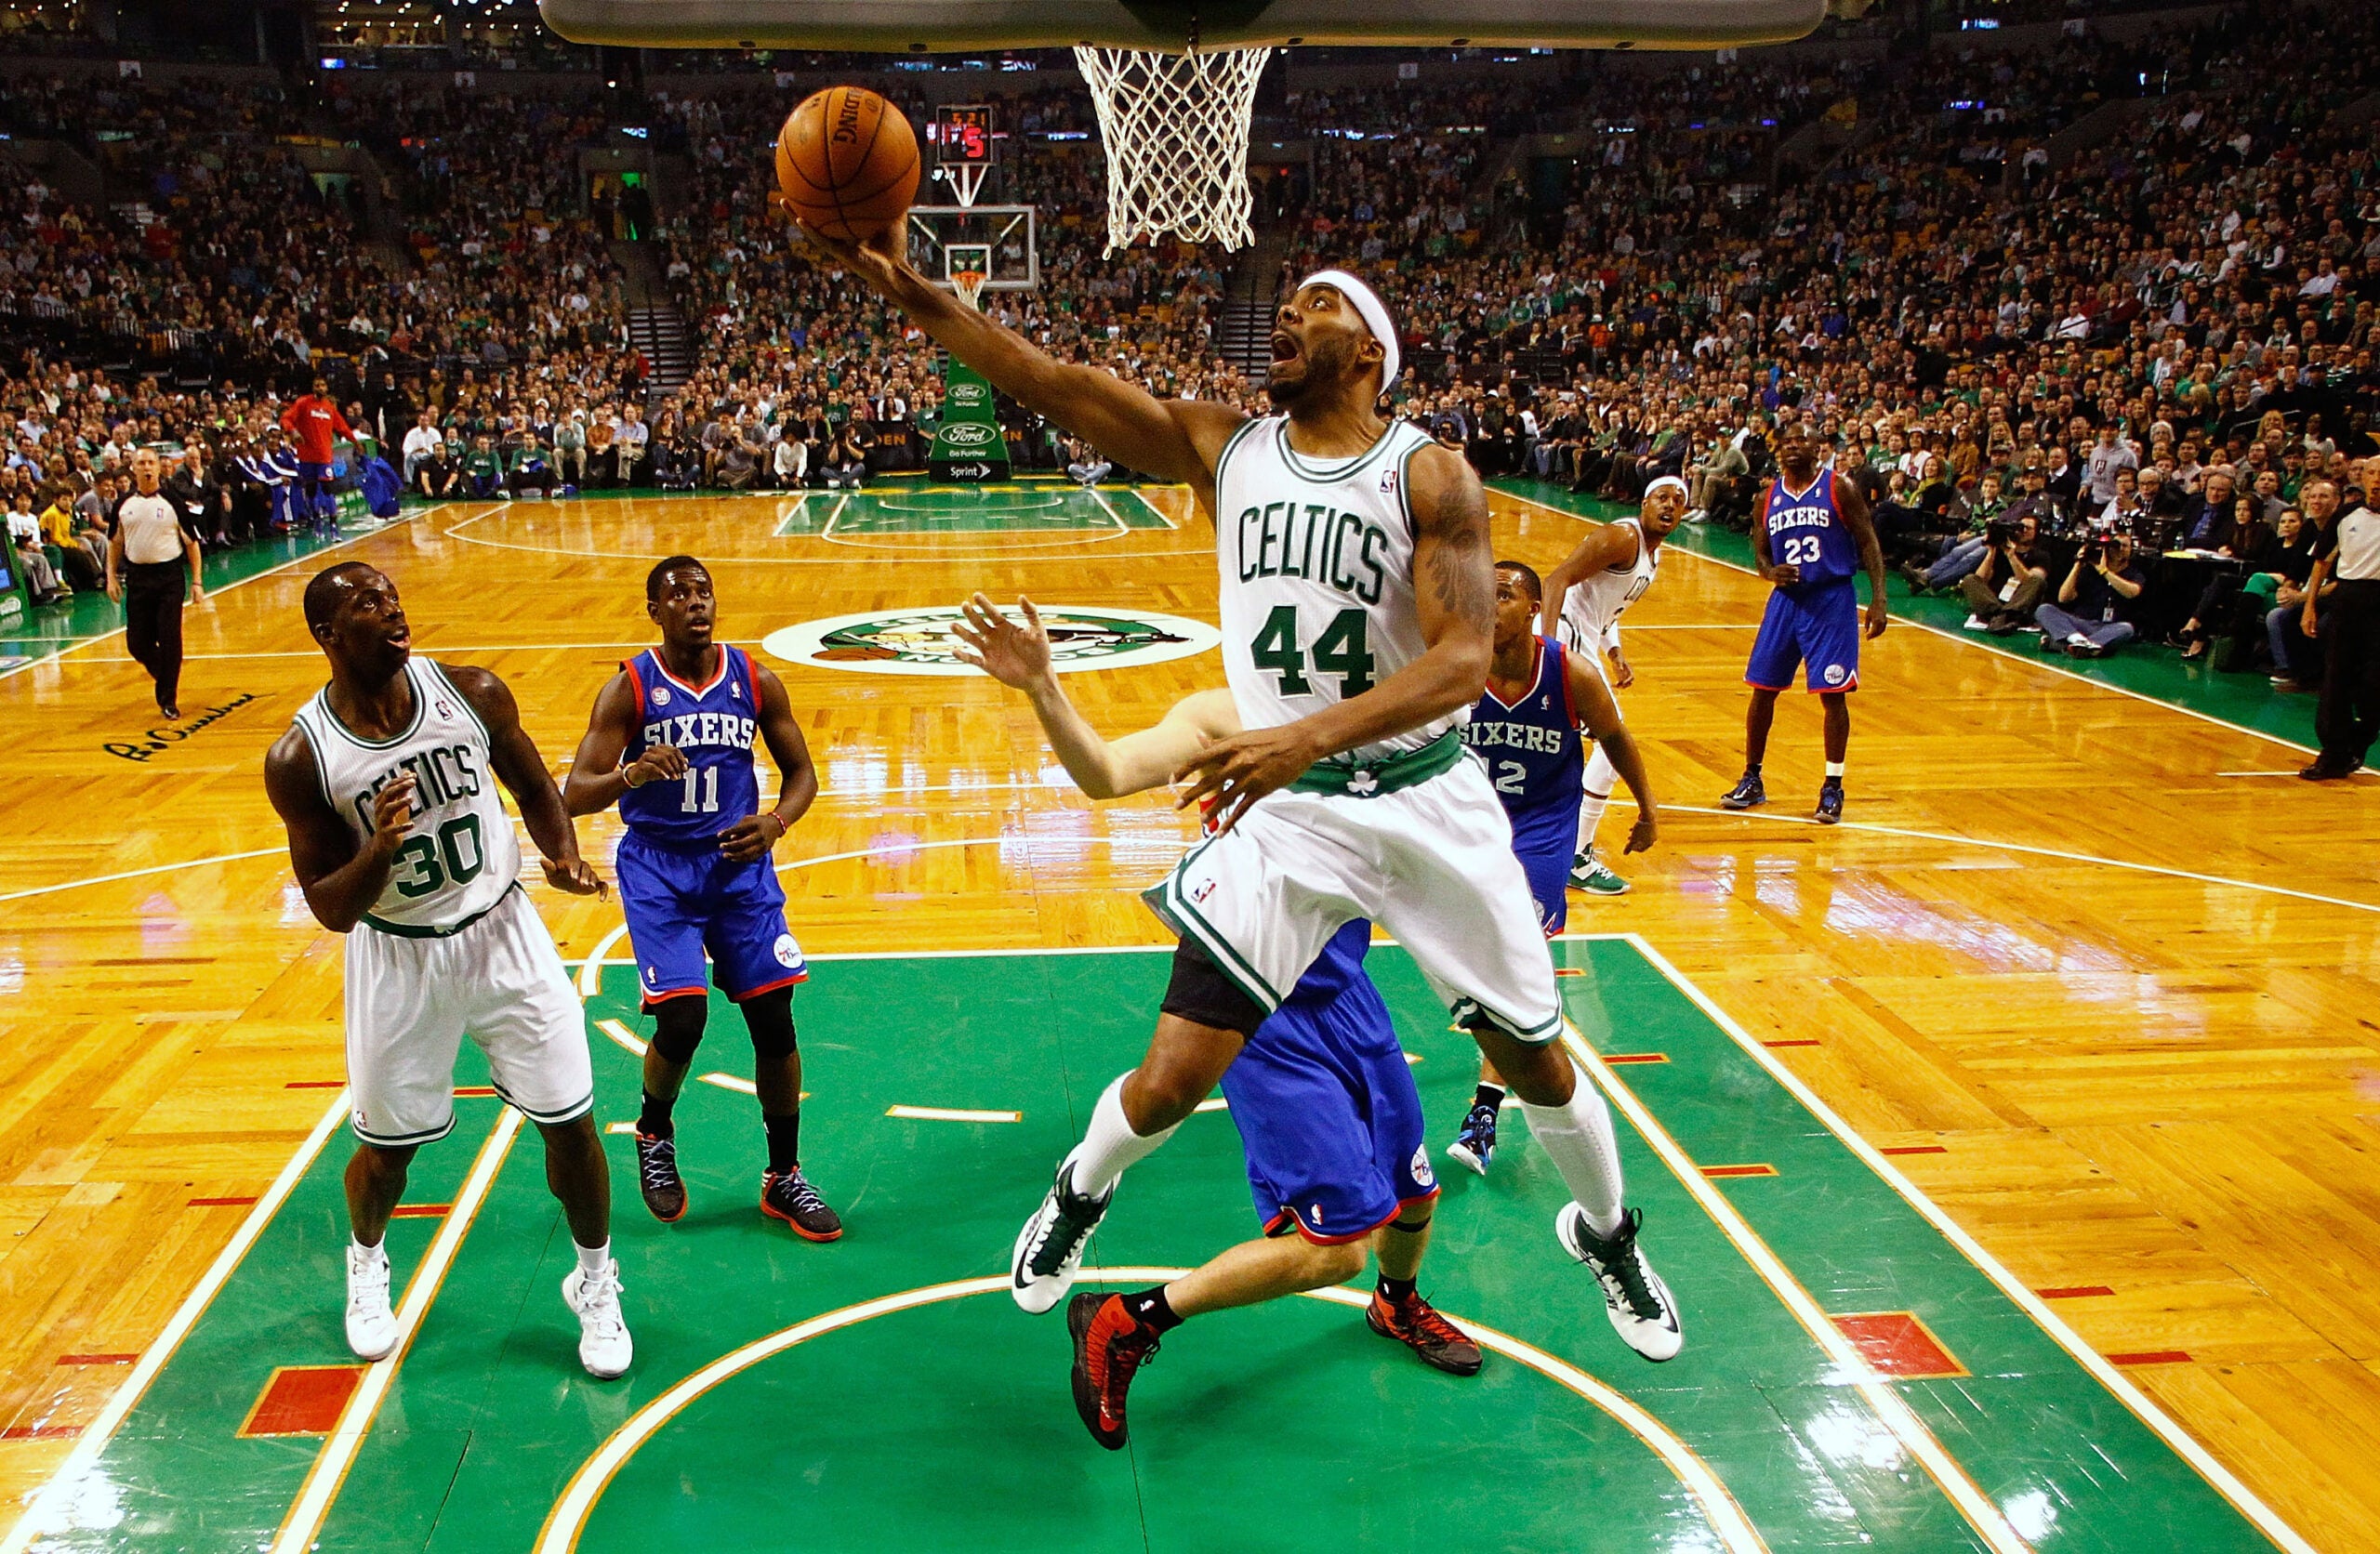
[775,86,921,243]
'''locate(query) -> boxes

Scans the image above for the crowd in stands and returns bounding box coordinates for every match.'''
[5,0,2377,706]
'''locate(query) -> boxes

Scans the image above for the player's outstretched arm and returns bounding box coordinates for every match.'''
[1564,651,1659,856]
[952,592,1236,798]
[1174,441,1497,833]
[445,664,607,899]
[1539,522,1639,640]
[264,727,412,933]
[790,219,1243,500]
[1836,481,1889,639]
[718,665,818,863]
[562,671,687,818]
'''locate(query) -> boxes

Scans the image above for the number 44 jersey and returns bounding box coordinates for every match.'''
[1211,415,1457,765]
[292,656,523,933]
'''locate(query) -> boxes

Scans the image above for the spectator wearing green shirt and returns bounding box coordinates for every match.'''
[462,434,503,498]
[507,435,556,498]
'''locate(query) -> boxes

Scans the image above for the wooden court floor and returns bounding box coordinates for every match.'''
[1,484,2376,1549]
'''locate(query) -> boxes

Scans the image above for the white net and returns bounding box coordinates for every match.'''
[1073,45,1274,255]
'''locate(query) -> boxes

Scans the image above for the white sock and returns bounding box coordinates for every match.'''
[574,1239,613,1277]
[1068,1073,1181,1199]
[1519,1084,1627,1238]
[1578,746,1617,852]
[1824,760,1845,778]
[351,1235,387,1262]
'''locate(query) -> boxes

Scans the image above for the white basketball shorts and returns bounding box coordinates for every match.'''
[1145,746,1563,1044]
[343,886,595,1146]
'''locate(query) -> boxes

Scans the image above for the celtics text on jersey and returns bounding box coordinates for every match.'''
[290,657,523,932]
[1211,415,1454,764]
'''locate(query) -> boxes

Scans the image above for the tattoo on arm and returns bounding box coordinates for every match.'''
[1419,476,1495,632]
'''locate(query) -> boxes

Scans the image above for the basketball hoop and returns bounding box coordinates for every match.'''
[1073,45,1273,254]
[951,268,988,311]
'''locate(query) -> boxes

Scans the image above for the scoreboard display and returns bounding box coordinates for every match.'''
[934,104,997,165]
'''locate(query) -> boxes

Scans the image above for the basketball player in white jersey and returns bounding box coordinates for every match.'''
[800,223,1679,1361]
[1539,477,1686,896]
[263,563,631,1380]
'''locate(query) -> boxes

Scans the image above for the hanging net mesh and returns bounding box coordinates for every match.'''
[1073,45,1274,255]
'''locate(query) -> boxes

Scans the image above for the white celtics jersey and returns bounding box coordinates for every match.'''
[1562,516,1659,646]
[291,657,522,932]
[1212,415,1451,763]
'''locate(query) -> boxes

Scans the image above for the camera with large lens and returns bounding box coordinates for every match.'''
[1985,519,2015,547]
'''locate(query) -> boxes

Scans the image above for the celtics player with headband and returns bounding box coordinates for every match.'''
[799,214,1681,1363]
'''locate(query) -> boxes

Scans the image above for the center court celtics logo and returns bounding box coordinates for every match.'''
[762,606,1222,678]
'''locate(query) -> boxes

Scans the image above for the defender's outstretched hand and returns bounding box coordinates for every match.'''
[952,593,1054,689]
[1172,724,1323,836]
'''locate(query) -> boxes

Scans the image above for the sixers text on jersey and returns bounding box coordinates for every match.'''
[619,647,764,849]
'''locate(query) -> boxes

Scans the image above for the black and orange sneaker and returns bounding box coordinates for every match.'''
[1366,1288,1484,1376]
[633,1132,685,1223]
[1067,1293,1160,1450]
[760,1169,842,1242]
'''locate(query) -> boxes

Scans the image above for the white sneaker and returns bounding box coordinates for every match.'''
[562,1261,634,1379]
[1963,613,1988,631]
[1010,1157,1112,1314]
[1557,1204,1683,1362]
[344,1243,399,1362]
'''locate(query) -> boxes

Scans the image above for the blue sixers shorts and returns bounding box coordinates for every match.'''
[1224,969,1437,1245]
[615,831,806,1008]
[1745,579,1861,693]
[1515,844,1569,935]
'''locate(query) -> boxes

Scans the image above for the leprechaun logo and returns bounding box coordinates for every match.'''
[762,606,1222,678]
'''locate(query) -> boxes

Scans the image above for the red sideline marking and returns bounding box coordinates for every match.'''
[284,1081,344,1089]
[238,1365,366,1438]
[189,1195,259,1207]
[1880,1145,1949,1156]
[55,1354,138,1367]
[2038,1284,2116,1300]
[453,1086,498,1097]
[390,1204,452,1219]
[1605,1053,1669,1065]
[2108,1350,2192,1366]
[1764,1039,1821,1048]
[1,1424,84,1441]
[1554,967,1590,978]
[1700,1164,1778,1179]
[1832,1311,1968,1379]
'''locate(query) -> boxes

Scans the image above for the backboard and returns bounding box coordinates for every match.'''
[536,0,1828,51]
[906,204,1038,294]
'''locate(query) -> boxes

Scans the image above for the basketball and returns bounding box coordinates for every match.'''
[775,86,920,242]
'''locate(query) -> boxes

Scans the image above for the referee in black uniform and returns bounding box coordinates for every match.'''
[2301,466,2380,781]
[104,447,205,720]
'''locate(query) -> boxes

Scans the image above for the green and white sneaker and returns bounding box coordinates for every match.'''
[1567,849,1631,896]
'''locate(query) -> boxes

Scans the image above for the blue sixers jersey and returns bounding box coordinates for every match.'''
[619,646,763,848]
[1461,637,1585,862]
[1764,468,1858,595]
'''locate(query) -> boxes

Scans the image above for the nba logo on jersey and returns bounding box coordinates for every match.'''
[1380,468,1399,496]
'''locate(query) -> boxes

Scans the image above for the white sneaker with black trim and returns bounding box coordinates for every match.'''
[344,1243,399,1362]
[562,1261,634,1379]
[1557,1204,1683,1362]
[1012,1156,1113,1314]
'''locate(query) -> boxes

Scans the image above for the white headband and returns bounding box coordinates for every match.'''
[1296,269,1399,391]
[1646,476,1688,500]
